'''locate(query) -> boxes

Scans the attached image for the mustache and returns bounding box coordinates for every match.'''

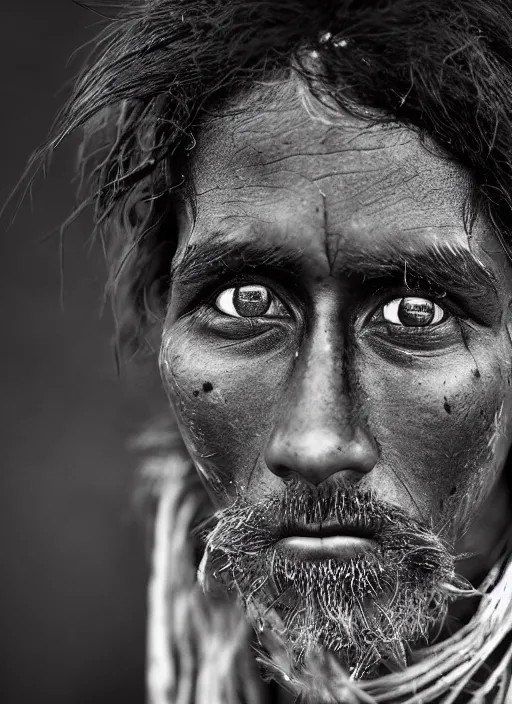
[196,477,445,555]
[272,482,384,540]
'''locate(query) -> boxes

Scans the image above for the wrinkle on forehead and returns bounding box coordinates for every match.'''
[193,78,466,199]
[180,79,500,283]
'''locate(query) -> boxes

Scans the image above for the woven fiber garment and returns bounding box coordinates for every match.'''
[143,440,512,704]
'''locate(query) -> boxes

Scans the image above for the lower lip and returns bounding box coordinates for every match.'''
[277,536,376,560]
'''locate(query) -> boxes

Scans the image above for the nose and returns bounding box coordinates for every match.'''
[264,330,378,486]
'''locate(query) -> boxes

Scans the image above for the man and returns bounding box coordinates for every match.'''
[46,0,512,701]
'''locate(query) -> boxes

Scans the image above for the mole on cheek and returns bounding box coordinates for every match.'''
[192,383,214,397]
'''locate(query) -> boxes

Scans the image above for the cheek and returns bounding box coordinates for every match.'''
[159,323,291,504]
[359,345,512,529]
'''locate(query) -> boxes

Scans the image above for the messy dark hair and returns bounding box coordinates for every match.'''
[45,0,512,356]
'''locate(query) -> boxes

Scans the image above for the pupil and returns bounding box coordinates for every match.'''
[398,297,435,326]
[233,285,271,317]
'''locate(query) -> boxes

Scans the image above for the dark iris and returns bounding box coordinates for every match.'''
[398,297,436,326]
[233,285,271,317]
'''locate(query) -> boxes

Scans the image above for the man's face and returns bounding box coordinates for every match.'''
[159,83,512,671]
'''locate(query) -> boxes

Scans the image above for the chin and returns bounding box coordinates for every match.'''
[234,550,451,679]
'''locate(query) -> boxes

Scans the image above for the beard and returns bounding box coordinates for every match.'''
[198,478,466,680]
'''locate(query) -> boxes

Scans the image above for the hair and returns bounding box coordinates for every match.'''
[40,0,512,358]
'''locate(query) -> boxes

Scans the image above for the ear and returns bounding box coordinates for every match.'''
[141,194,192,356]
[111,251,173,365]
[118,194,184,361]
[142,276,170,356]
[141,191,196,357]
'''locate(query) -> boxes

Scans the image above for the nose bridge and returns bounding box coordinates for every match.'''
[295,323,350,433]
[264,315,378,485]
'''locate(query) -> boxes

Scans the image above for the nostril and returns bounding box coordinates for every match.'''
[268,464,309,484]
[265,428,378,487]
[269,463,295,481]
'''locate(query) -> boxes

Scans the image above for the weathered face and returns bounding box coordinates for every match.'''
[159,81,512,669]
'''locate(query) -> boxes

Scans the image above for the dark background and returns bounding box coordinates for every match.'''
[0,2,155,703]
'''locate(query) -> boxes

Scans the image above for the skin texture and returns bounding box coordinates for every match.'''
[160,80,512,597]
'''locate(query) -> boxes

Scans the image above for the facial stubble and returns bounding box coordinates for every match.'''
[200,479,465,678]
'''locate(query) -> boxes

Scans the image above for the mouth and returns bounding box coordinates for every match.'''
[276,518,379,560]
[282,518,378,540]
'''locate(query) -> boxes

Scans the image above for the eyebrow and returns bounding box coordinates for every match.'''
[170,231,499,302]
[344,242,499,301]
[171,232,305,283]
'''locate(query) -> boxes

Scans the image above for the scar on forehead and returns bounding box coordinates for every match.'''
[317,191,335,271]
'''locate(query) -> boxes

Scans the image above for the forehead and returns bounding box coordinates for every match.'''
[181,82,486,275]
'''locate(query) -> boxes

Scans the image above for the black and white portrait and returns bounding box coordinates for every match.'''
[5,2,512,703]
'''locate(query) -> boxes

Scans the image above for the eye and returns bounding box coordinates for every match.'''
[382,296,445,327]
[215,284,288,318]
